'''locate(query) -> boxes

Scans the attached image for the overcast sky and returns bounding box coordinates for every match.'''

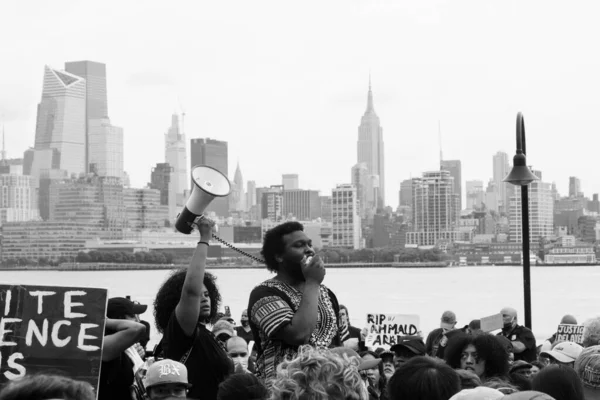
[2,0,599,206]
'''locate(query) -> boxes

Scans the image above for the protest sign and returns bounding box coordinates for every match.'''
[555,324,584,345]
[365,313,420,348]
[0,284,107,393]
[480,313,504,332]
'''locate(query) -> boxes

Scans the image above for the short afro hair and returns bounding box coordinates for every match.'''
[153,269,221,333]
[261,221,304,272]
[387,356,460,400]
[444,332,510,380]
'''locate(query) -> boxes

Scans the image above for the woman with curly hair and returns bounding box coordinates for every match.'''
[444,332,510,382]
[153,218,233,400]
[270,345,368,400]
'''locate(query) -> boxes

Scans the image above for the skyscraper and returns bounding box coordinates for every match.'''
[440,159,462,211]
[282,174,299,190]
[190,138,228,217]
[493,151,511,213]
[150,163,176,220]
[509,170,553,244]
[357,78,385,208]
[231,162,244,212]
[569,176,582,197]
[88,118,123,179]
[351,162,369,218]
[165,114,187,209]
[406,170,459,246]
[246,180,257,210]
[31,66,86,177]
[399,179,413,207]
[466,180,484,210]
[283,189,321,220]
[332,184,361,249]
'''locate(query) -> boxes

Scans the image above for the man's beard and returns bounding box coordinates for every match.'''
[241,320,249,327]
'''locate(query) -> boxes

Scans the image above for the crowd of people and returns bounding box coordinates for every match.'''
[1,220,600,400]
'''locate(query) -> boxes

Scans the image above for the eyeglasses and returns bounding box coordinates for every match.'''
[229,352,248,358]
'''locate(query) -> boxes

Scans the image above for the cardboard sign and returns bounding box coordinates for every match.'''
[0,284,107,393]
[365,313,420,347]
[556,324,585,345]
[480,313,504,332]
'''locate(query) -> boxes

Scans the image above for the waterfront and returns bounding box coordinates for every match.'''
[2,266,596,347]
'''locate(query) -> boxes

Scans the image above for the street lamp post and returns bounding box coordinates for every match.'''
[504,112,539,329]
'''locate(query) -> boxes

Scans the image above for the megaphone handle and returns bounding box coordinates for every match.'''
[211,234,265,264]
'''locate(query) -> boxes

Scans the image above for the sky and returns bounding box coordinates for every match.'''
[2,0,600,207]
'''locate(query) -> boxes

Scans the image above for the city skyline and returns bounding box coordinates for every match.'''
[3,1,600,206]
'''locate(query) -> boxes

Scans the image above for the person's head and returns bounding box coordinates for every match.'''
[531,364,585,400]
[379,350,396,380]
[448,387,504,400]
[387,356,461,400]
[496,334,515,365]
[270,345,368,400]
[560,314,577,325]
[510,360,533,379]
[0,374,95,400]
[574,345,600,400]
[390,336,427,368]
[583,317,600,348]
[144,359,191,399]
[339,304,350,326]
[153,269,221,333]
[261,221,314,277]
[468,319,482,335]
[217,373,268,400]
[530,361,545,376]
[441,310,458,331]
[501,307,518,330]
[540,341,583,367]
[107,297,148,321]
[360,351,387,390]
[445,332,510,380]
[454,369,482,389]
[240,309,249,327]
[213,320,235,344]
[484,377,519,395]
[227,336,249,370]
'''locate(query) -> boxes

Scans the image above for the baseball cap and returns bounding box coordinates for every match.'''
[107,297,147,319]
[212,320,234,338]
[330,347,381,371]
[540,341,583,364]
[500,391,555,399]
[449,387,504,400]
[390,336,426,355]
[509,360,532,374]
[441,310,458,330]
[145,359,192,389]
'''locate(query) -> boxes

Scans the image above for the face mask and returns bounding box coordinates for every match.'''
[504,318,514,329]
[231,355,249,370]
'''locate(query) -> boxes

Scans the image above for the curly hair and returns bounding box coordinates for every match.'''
[444,332,510,380]
[217,373,268,400]
[153,268,221,333]
[583,317,600,347]
[483,377,519,395]
[387,356,460,400]
[270,345,368,400]
[261,221,304,272]
[0,374,95,400]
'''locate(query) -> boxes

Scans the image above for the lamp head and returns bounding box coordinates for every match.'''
[504,153,539,186]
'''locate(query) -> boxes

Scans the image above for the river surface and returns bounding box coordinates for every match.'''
[3,266,596,347]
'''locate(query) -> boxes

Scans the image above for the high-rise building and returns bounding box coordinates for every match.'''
[331,184,361,249]
[0,174,39,223]
[351,162,370,218]
[231,162,244,212]
[150,163,174,206]
[509,170,553,243]
[88,118,123,179]
[357,78,385,208]
[406,170,459,246]
[282,174,299,190]
[283,189,321,221]
[569,176,582,197]
[165,114,187,210]
[124,188,169,230]
[493,151,511,213]
[31,66,86,177]
[440,160,462,211]
[261,186,283,222]
[399,179,413,207]
[319,195,332,222]
[190,138,228,217]
[246,180,257,210]
[466,180,485,210]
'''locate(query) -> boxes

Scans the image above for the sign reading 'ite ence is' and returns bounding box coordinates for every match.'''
[0,284,107,392]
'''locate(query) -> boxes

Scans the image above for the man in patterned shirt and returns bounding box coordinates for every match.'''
[248,221,342,386]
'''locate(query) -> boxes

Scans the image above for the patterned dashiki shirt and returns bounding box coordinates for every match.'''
[248,278,341,385]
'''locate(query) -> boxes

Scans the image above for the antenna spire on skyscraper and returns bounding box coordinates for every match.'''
[366,73,374,112]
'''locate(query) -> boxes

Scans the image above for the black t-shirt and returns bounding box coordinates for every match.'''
[98,352,134,400]
[235,326,254,344]
[162,313,234,400]
[498,325,537,362]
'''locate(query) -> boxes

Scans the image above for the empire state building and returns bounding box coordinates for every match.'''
[357,78,385,208]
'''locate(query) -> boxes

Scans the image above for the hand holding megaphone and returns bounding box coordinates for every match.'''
[194,216,216,242]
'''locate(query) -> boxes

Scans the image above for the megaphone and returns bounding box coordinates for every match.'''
[175,165,231,234]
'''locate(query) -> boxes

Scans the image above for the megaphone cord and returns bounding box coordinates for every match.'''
[211,234,266,264]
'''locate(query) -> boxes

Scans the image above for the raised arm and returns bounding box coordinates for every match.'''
[175,218,214,336]
[102,318,146,361]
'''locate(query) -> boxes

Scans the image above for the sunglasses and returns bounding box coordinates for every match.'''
[229,352,248,358]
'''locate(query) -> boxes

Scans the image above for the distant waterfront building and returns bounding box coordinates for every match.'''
[231,162,245,212]
[282,174,299,190]
[440,159,462,211]
[331,184,361,249]
[569,176,582,197]
[124,188,169,230]
[261,185,284,222]
[165,114,187,210]
[357,78,385,208]
[466,180,484,210]
[190,138,228,217]
[406,170,459,246]
[319,195,332,222]
[509,170,554,243]
[0,174,39,223]
[283,189,321,221]
[399,179,413,207]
